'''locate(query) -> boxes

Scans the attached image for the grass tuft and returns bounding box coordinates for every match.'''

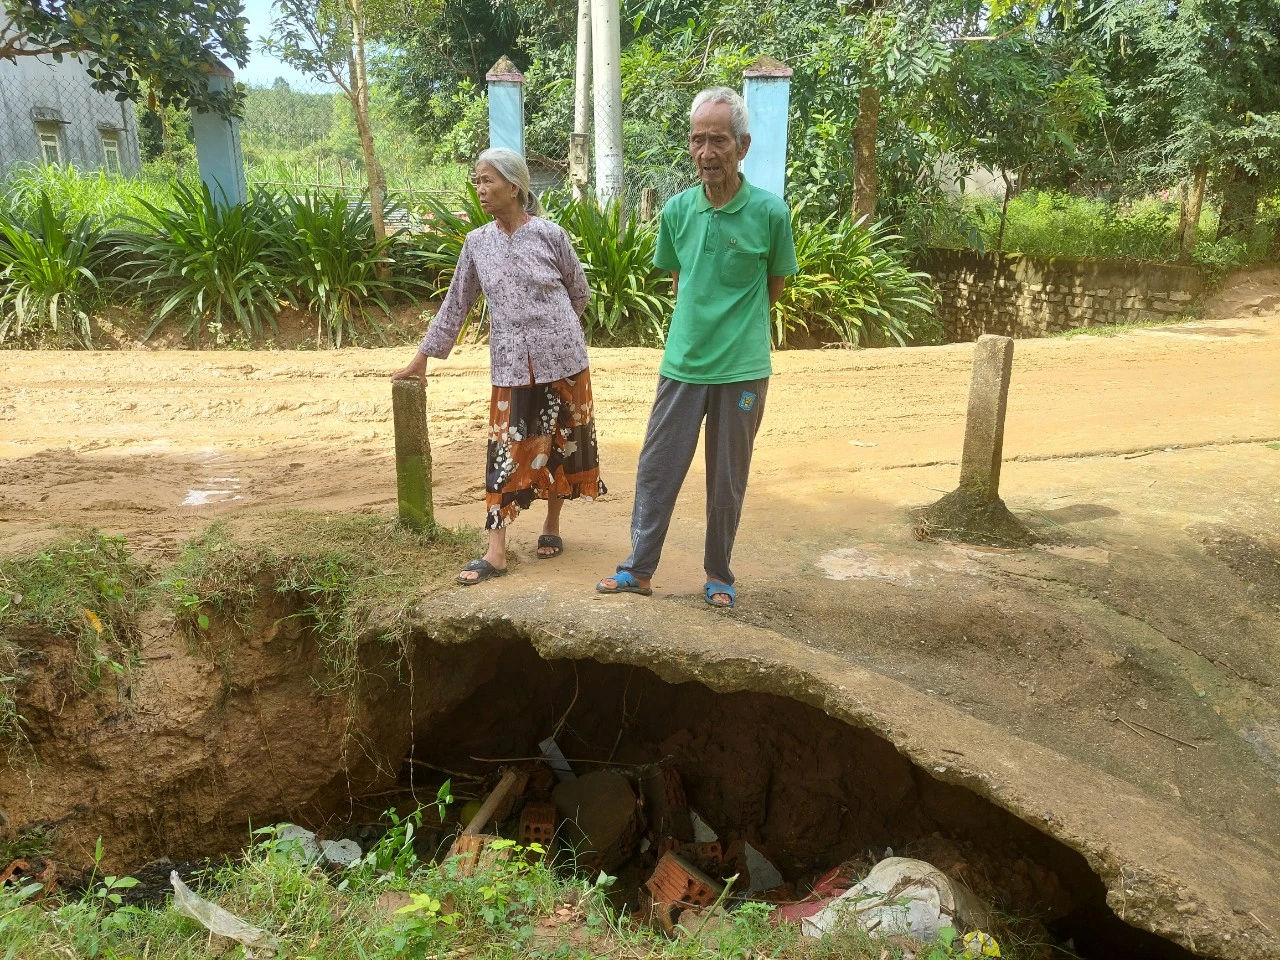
[0,533,147,758]
[0,817,1068,960]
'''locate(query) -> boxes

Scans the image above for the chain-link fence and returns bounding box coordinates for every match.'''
[0,54,143,178]
[238,75,468,213]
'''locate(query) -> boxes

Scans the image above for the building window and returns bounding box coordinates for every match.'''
[101,133,121,175]
[37,123,62,164]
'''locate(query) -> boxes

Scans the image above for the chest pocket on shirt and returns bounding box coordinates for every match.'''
[720,246,763,287]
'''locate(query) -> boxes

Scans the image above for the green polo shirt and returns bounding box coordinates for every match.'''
[654,176,798,384]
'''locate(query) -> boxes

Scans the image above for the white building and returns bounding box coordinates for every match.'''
[0,53,141,175]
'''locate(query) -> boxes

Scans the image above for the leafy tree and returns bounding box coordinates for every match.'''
[935,9,1106,249]
[264,0,395,241]
[374,0,548,154]
[1,0,249,112]
[1090,0,1280,258]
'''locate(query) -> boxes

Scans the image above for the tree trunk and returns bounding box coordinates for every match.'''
[1179,164,1207,263]
[852,83,880,221]
[1216,165,1261,242]
[1177,177,1190,253]
[348,0,388,246]
[996,169,1014,253]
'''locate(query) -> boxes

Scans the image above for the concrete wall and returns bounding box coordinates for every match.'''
[0,54,142,175]
[921,249,1204,343]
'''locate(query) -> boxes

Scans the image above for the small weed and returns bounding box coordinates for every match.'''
[0,825,53,865]
[1266,441,1280,451]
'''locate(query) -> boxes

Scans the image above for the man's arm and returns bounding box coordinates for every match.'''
[768,275,786,306]
[671,272,679,298]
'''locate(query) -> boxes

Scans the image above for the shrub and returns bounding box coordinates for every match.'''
[117,182,291,344]
[0,192,108,347]
[549,198,673,346]
[776,214,938,347]
[275,190,403,347]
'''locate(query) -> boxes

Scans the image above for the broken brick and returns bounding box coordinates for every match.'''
[645,852,724,910]
[519,801,557,853]
[448,834,511,878]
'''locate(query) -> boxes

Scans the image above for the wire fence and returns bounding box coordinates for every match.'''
[0,55,143,178]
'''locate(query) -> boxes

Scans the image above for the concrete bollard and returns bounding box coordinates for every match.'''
[958,334,1014,502]
[392,379,434,532]
[919,335,1033,545]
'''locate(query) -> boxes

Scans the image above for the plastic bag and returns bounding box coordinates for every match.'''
[801,857,991,941]
[170,870,280,956]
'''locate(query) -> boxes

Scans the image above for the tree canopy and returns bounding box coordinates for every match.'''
[1,0,251,112]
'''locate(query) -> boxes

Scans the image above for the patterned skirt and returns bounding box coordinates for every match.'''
[485,367,606,529]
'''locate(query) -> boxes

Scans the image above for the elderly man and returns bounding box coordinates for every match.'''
[598,87,798,608]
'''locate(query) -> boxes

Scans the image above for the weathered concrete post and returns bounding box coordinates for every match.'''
[486,56,526,156]
[191,59,248,207]
[392,379,434,532]
[742,55,793,200]
[920,335,1034,544]
[958,334,1013,501]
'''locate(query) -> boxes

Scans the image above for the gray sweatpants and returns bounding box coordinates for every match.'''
[618,375,768,585]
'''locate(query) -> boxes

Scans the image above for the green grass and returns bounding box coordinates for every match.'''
[1050,316,1195,338]
[0,532,148,759]
[0,821,1053,960]
[929,189,1277,277]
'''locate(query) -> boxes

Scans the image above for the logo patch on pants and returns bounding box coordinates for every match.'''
[738,391,757,412]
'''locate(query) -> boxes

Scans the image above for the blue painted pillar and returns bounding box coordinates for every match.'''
[742,55,793,200]
[191,59,248,206]
[486,56,526,155]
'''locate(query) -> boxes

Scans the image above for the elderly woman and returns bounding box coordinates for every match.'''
[392,148,605,585]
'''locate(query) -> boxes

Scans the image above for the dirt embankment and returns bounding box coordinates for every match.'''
[2,270,1280,958]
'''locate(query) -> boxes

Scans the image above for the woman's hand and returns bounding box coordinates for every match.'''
[391,352,428,382]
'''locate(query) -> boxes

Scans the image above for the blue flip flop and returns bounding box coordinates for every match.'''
[705,581,736,608]
[596,571,653,596]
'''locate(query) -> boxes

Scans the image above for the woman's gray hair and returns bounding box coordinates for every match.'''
[476,147,541,213]
[690,87,750,145]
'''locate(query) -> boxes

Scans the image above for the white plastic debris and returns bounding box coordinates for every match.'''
[170,870,280,956]
[538,736,577,782]
[744,842,784,894]
[321,838,363,867]
[689,809,718,843]
[801,857,991,941]
[273,824,321,863]
[270,825,360,868]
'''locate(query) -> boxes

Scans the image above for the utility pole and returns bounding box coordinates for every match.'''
[590,0,624,205]
[571,0,592,202]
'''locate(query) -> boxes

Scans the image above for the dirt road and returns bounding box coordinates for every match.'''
[3,271,1279,957]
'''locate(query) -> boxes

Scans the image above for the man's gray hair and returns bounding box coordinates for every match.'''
[690,87,750,144]
[476,147,540,213]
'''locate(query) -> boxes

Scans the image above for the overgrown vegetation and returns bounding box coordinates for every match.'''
[0,533,148,758]
[929,189,1277,275]
[0,516,476,763]
[0,167,434,348]
[0,820,1055,960]
[158,514,477,717]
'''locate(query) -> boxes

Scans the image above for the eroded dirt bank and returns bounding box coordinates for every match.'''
[0,600,1214,960]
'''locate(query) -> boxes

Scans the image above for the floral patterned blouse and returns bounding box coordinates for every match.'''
[418,217,592,387]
